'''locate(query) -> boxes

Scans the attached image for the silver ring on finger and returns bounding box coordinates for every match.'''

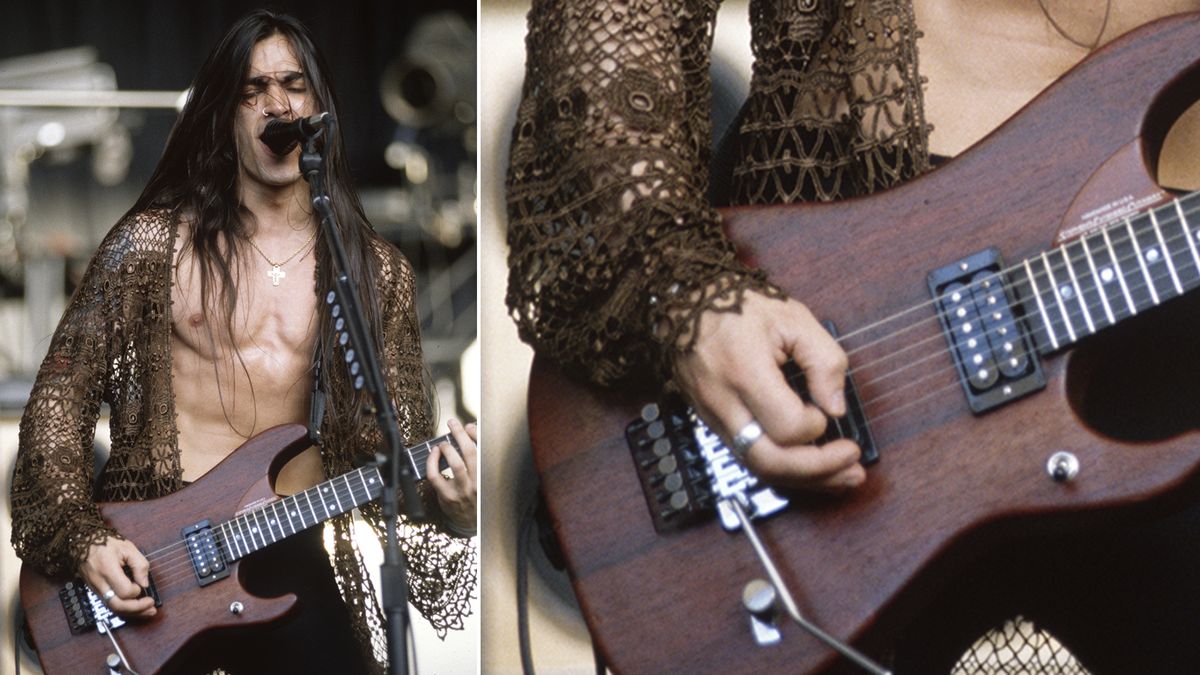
[731,420,764,461]
[102,588,116,602]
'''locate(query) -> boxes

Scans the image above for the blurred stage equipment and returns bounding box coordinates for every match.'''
[371,11,478,418]
[380,12,475,131]
[0,47,183,375]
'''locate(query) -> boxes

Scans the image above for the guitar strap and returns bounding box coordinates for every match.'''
[308,338,326,446]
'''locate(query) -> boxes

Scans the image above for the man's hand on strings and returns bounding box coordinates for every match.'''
[80,536,157,618]
[673,290,865,492]
[427,418,478,535]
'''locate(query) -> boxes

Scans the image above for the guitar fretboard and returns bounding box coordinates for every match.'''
[1013,191,1200,352]
[215,432,453,560]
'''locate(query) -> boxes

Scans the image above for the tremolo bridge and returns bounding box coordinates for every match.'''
[625,324,878,535]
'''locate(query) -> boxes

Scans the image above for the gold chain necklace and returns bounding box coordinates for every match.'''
[246,228,318,286]
[1036,0,1112,51]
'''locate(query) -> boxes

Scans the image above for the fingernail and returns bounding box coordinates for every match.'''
[833,390,846,416]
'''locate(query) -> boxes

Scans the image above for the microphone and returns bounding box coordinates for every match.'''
[259,112,331,155]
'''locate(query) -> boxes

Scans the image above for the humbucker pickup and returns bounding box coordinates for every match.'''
[928,247,1046,413]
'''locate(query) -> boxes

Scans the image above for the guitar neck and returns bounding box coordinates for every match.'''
[1014,191,1200,353]
[216,432,453,561]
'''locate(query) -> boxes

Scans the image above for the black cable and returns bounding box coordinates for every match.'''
[517,495,537,675]
[593,639,606,675]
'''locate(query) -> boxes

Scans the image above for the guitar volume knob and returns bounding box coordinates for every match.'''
[1046,451,1080,482]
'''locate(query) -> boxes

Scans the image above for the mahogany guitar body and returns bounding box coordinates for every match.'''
[527,14,1200,674]
[20,425,311,675]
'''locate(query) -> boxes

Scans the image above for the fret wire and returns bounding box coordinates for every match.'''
[1102,226,1138,315]
[260,506,278,543]
[234,516,253,554]
[281,495,300,534]
[220,522,240,559]
[287,494,302,530]
[258,508,276,544]
[1126,217,1160,305]
[271,501,288,538]
[277,492,294,533]
[339,473,358,509]
[358,468,375,503]
[1175,199,1200,276]
[315,483,334,519]
[324,480,345,514]
[1022,259,1058,349]
[1081,236,1116,324]
[302,488,318,525]
[229,521,245,558]
[407,444,421,478]
[249,511,268,548]
[1040,251,1077,342]
[1060,245,1094,334]
[1149,208,1184,293]
[240,514,257,551]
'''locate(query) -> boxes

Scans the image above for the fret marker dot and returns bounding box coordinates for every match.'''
[962,322,973,333]
[972,354,984,365]
[1059,285,1074,299]
[951,291,962,302]
[967,338,978,349]
[1100,267,1114,283]
[1146,247,1161,263]
[956,307,967,318]
[977,368,989,380]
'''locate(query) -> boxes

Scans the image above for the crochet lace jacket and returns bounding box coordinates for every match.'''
[507,0,930,387]
[10,208,476,672]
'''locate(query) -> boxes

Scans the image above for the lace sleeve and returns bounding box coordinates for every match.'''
[505,0,777,389]
[365,243,477,635]
[10,223,133,576]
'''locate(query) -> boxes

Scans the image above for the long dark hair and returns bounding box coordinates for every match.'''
[127,9,388,441]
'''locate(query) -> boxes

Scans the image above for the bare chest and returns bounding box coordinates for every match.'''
[916,0,1200,183]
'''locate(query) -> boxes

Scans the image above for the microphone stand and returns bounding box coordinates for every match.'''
[298,121,424,675]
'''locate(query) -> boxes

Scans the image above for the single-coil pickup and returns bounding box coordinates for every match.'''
[929,248,1045,413]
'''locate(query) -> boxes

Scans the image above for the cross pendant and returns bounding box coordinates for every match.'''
[267,265,285,286]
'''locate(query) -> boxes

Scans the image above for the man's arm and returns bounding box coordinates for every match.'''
[505,0,862,488]
[10,215,158,616]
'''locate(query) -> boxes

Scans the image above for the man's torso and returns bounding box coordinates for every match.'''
[169,218,324,494]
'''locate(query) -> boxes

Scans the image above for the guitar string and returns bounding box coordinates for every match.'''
[134,473,379,590]
[137,457,419,587]
[757,204,1198,438]
[830,195,1198,360]
[842,250,1192,415]
[785,236,1197,431]
[841,212,1197,388]
[131,438,453,589]
[104,439,452,595]
[831,199,1198,381]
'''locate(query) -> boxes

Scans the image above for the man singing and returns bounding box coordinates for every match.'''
[10,10,476,673]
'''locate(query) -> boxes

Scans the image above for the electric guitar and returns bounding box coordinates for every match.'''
[527,13,1200,674]
[19,424,455,674]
